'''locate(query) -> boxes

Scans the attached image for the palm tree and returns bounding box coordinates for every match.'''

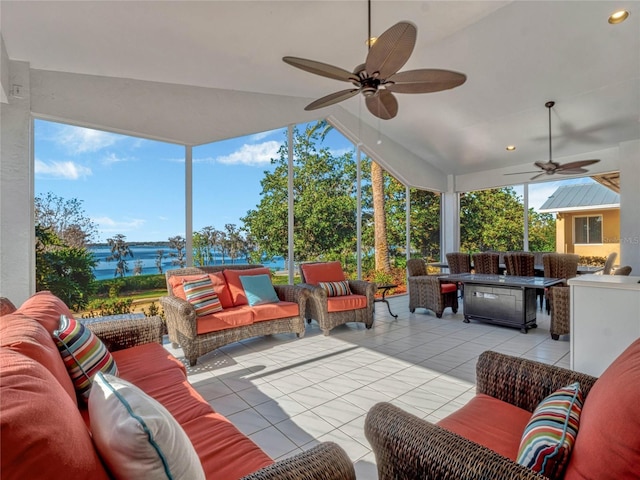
[106,234,133,277]
[309,121,391,273]
[155,249,165,274]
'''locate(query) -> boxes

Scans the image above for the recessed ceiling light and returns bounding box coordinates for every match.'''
[608,10,629,24]
[506,145,516,151]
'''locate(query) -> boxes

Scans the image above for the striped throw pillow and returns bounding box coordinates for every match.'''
[53,314,118,401]
[318,280,352,297]
[517,382,584,479]
[183,277,223,316]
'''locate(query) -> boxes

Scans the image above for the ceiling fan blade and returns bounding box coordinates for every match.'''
[504,171,543,175]
[556,159,600,171]
[304,88,361,111]
[283,56,357,83]
[385,69,467,93]
[365,22,416,80]
[530,172,548,181]
[366,90,398,120]
[534,161,557,170]
[557,168,589,175]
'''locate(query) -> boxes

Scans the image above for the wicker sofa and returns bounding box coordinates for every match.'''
[160,265,310,366]
[365,340,640,479]
[1,291,356,480]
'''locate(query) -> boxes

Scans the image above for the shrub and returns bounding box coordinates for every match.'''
[82,298,133,318]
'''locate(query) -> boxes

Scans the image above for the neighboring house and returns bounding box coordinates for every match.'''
[539,183,620,258]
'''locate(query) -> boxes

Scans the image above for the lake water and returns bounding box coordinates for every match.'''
[89,245,285,281]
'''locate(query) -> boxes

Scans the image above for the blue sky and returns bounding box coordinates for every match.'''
[34,119,355,242]
[34,119,593,243]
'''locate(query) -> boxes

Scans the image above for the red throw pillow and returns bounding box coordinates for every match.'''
[223,268,271,306]
[300,261,346,285]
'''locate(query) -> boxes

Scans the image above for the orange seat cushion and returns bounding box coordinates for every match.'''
[441,283,457,294]
[300,261,346,285]
[437,393,531,461]
[111,342,187,380]
[0,348,109,480]
[16,290,76,334]
[197,307,254,334]
[169,272,233,308]
[564,338,640,479]
[0,312,77,401]
[327,294,367,313]
[223,267,271,306]
[181,412,273,479]
[252,301,299,321]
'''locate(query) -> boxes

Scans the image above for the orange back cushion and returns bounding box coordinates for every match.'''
[564,338,640,479]
[223,268,271,306]
[0,313,77,402]
[16,291,75,334]
[0,348,109,480]
[300,261,346,285]
[168,273,233,308]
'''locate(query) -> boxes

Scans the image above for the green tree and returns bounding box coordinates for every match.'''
[529,210,556,251]
[192,231,208,267]
[133,259,143,275]
[242,126,359,262]
[35,192,98,248]
[155,249,165,273]
[35,225,97,310]
[106,234,134,277]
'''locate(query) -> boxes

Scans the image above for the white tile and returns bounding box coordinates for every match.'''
[275,411,336,447]
[226,408,271,436]
[311,397,366,428]
[249,426,298,459]
[253,395,308,424]
[288,384,337,409]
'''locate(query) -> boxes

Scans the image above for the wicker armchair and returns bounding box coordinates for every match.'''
[446,252,471,298]
[602,251,618,275]
[472,252,500,274]
[407,258,458,318]
[365,350,598,480]
[543,253,579,314]
[504,252,535,276]
[160,265,309,365]
[298,262,376,335]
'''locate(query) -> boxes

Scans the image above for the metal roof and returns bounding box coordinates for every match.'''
[539,183,620,213]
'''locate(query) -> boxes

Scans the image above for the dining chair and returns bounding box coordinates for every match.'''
[471,252,500,274]
[407,259,458,318]
[503,252,535,276]
[543,252,579,317]
[445,252,471,299]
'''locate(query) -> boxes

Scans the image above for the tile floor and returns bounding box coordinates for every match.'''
[163,294,570,479]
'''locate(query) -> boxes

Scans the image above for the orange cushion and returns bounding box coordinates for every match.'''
[223,267,271,306]
[441,283,457,294]
[111,342,187,380]
[300,261,346,285]
[564,338,640,479]
[169,273,233,308]
[199,308,254,331]
[327,294,367,313]
[195,315,239,334]
[0,313,77,402]
[252,301,300,322]
[0,348,109,480]
[120,367,213,426]
[181,412,273,479]
[437,393,532,461]
[16,290,75,334]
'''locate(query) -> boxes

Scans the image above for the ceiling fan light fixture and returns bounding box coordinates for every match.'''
[608,10,629,24]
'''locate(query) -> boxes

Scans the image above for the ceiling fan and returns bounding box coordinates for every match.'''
[507,101,600,180]
[282,1,466,120]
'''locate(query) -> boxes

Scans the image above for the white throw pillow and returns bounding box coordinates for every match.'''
[89,372,205,480]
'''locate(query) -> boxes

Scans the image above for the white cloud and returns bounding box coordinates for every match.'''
[93,216,146,234]
[216,141,280,166]
[35,159,92,179]
[58,125,121,154]
[249,129,281,142]
[101,152,131,166]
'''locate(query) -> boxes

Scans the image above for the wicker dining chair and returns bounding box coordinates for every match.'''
[407,259,458,318]
[503,252,535,276]
[445,252,471,298]
[471,252,500,274]
[542,253,579,314]
[549,285,570,340]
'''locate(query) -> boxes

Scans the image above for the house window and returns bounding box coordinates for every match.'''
[574,215,602,244]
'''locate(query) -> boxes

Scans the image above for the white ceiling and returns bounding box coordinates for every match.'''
[2,0,639,180]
